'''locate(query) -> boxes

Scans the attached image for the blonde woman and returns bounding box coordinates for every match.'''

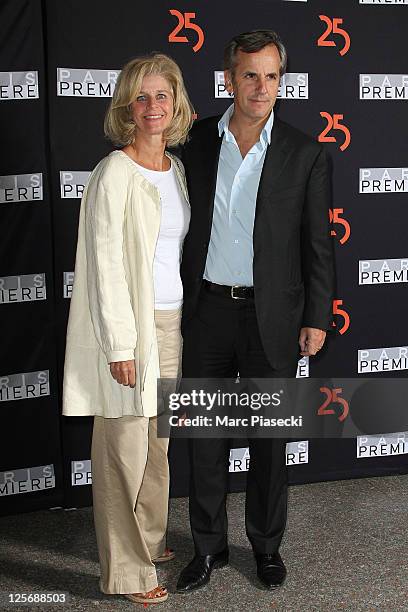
[63,53,193,605]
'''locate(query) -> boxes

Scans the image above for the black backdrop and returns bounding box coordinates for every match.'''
[1,0,407,516]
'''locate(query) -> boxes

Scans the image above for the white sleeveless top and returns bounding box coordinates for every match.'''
[133,160,190,309]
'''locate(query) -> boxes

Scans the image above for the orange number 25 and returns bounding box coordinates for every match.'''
[318,387,349,422]
[319,113,351,151]
[318,16,350,56]
[169,10,204,52]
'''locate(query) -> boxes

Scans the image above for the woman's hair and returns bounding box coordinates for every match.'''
[104,53,194,148]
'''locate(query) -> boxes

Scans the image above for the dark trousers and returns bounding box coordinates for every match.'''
[182,286,298,555]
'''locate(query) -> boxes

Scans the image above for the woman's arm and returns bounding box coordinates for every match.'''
[85,160,137,371]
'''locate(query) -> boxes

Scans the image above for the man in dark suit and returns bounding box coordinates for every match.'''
[176,30,335,593]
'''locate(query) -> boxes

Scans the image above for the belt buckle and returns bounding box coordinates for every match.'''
[231,285,245,300]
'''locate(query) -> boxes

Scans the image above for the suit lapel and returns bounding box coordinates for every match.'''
[201,121,223,235]
[256,118,291,204]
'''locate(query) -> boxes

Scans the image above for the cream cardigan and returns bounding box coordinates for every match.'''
[62,150,189,418]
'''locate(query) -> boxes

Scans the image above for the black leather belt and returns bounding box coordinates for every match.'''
[203,279,254,300]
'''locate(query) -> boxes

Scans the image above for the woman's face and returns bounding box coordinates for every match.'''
[129,74,174,140]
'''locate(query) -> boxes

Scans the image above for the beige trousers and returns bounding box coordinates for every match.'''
[91,308,181,594]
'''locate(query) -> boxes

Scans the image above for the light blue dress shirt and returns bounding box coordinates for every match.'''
[204,103,274,286]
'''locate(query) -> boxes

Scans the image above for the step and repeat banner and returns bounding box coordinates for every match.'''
[0,0,64,514]
[1,0,407,514]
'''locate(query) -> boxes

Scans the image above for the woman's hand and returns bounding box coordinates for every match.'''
[109,360,136,387]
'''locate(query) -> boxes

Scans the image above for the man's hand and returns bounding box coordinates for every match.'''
[299,327,326,357]
[109,360,136,387]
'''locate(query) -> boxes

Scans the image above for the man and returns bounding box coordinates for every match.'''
[177,30,335,592]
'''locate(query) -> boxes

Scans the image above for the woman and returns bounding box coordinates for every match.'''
[62,53,193,604]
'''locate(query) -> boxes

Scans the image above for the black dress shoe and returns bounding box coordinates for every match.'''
[176,549,229,593]
[255,552,287,589]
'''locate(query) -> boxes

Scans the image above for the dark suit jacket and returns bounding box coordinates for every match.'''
[180,115,335,369]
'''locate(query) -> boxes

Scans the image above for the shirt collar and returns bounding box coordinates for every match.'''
[217,103,274,149]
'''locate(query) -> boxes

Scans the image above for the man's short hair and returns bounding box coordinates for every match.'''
[224,30,287,78]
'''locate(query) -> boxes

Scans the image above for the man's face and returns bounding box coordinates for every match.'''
[225,44,281,122]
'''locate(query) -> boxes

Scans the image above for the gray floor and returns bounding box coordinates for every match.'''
[0,475,407,611]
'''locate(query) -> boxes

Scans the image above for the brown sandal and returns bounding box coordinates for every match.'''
[125,585,168,604]
[153,547,175,563]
